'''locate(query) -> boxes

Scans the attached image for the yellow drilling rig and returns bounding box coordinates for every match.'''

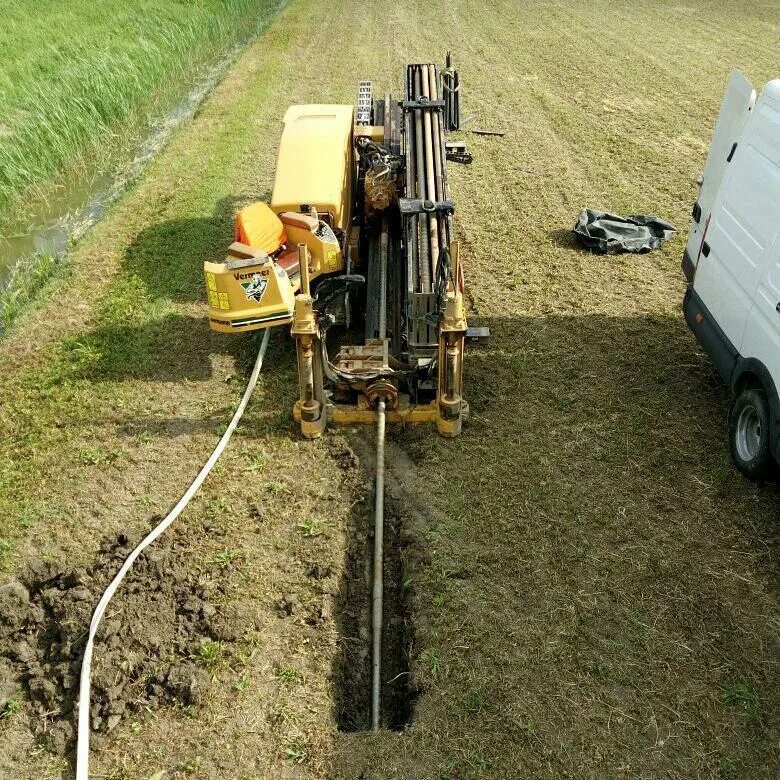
[204,61,474,438]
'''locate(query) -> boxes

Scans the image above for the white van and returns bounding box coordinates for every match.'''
[683,70,780,480]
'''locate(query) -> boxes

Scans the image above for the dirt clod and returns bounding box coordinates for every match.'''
[164,662,210,705]
[0,531,251,755]
[306,562,332,580]
[0,581,30,637]
[275,592,301,617]
[0,660,17,711]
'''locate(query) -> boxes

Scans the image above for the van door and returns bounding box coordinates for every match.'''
[685,70,756,273]
[739,82,780,393]
[692,80,780,350]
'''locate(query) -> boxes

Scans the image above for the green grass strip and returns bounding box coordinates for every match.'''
[0,0,280,217]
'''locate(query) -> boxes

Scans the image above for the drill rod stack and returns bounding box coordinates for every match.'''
[404,64,452,296]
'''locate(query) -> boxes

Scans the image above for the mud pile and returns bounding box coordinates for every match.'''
[0,532,254,755]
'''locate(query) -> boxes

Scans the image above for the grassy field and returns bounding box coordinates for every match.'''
[0,0,778,778]
[0,0,278,223]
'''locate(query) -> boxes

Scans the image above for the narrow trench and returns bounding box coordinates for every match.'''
[334,447,418,732]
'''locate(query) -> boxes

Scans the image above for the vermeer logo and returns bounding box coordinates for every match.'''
[233,269,269,280]
[241,273,268,303]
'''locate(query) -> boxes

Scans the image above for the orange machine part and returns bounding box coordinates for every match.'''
[235,202,287,255]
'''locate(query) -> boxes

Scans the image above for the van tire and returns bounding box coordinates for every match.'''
[728,387,773,480]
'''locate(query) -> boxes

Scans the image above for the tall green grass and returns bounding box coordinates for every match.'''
[0,0,279,221]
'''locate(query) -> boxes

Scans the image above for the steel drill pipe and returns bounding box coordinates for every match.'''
[428,63,446,253]
[421,67,439,286]
[404,98,419,293]
[413,66,430,292]
[379,216,388,339]
[371,397,387,731]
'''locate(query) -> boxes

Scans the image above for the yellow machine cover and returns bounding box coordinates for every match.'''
[270,104,354,232]
[235,202,287,254]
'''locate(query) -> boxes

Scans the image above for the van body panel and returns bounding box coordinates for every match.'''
[684,69,755,271]
[693,80,780,351]
[683,76,780,469]
[735,81,780,403]
[683,287,739,383]
[741,79,780,377]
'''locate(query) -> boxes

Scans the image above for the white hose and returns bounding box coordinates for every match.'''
[76,328,271,779]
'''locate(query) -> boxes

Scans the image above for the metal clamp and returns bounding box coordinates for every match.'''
[401,99,445,111]
[366,379,398,410]
[398,198,455,216]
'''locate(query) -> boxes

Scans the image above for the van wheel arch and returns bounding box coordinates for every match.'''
[731,359,780,423]
[733,370,764,396]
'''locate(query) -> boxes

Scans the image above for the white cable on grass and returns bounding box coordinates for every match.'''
[76,328,271,780]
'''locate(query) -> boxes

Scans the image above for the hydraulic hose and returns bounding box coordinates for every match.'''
[75,328,271,780]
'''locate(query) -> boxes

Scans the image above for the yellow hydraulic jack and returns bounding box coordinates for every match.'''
[436,244,468,438]
[291,244,327,439]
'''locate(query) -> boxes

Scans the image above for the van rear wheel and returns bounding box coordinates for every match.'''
[728,387,773,480]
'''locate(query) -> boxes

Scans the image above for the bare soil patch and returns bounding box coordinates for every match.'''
[0,528,256,759]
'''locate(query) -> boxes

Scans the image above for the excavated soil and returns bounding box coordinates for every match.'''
[0,529,254,757]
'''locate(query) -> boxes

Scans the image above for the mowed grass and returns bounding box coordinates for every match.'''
[0,0,279,222]
[0,0,778,778]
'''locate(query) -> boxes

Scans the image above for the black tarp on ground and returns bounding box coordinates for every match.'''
[572,209,676,253]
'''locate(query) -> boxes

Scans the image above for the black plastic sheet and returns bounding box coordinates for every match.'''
[572,209,676,254]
